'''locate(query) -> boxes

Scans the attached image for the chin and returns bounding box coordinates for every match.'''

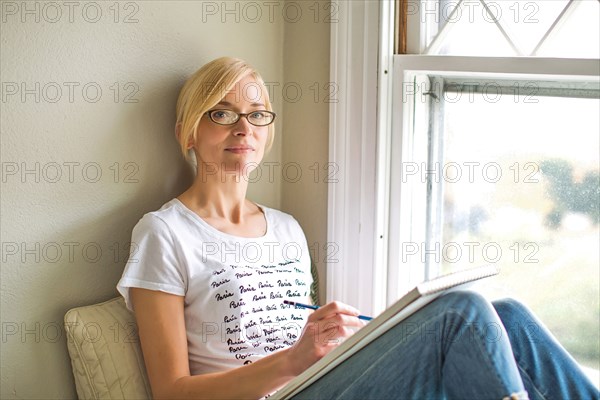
[221,159,262,175]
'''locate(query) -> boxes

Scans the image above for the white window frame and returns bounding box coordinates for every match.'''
[328,0,600,315]
[327,0,394,316]
[388,55,600,298]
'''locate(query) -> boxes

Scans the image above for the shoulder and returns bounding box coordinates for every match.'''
[258,204,306,238]
[259,204,298,226]
[132,199,184,238]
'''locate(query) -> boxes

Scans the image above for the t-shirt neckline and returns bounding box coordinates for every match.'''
[170,198,271,241]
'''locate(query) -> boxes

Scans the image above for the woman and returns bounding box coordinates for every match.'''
[117,57,598,400]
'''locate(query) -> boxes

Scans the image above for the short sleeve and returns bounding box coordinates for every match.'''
[117,214,187,311]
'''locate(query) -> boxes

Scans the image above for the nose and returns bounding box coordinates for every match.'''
[232,115,254,136]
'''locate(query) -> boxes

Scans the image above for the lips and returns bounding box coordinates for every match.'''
[225,146,255,154]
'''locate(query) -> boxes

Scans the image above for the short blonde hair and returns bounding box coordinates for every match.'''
[175,57,275,161]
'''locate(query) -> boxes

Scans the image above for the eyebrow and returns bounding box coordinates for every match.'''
[217,101,266,107]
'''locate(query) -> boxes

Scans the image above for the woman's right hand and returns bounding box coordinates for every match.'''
[131,289,366,398]
[285,301,366,376]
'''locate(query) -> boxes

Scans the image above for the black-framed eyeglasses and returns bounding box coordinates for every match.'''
[205,109,276,127]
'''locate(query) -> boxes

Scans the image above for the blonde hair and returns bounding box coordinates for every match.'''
[175,57,275,161]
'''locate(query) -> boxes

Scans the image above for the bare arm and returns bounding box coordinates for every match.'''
[130,288,364,399]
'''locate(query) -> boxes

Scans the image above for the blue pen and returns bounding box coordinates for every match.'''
[283,300,373,321]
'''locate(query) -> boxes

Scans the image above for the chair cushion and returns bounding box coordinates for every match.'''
[64,297,152,399]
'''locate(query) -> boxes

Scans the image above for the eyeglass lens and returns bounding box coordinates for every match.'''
[209,110,274,126]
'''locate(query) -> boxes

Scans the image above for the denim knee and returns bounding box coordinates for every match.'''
[435,290,504,331]
[492,298,543,344]
[441,290,492,312]
[493,297,527,314]
[492,298,531,326]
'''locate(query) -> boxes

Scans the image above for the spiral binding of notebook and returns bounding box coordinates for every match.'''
[417,264,500,296]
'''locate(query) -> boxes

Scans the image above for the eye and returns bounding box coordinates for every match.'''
[250,111,266,120]
[210,110,237,123]
[212,110,227,119]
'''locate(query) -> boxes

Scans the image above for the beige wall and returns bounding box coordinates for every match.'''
[0,1,329,398]
[280,3,331,304]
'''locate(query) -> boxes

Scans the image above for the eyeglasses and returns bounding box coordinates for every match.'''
[205,109,276,127]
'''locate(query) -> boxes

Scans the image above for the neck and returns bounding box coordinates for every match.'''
[179,169,252,224]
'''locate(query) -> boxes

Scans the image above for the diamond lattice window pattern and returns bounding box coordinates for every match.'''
[423,0,599,58]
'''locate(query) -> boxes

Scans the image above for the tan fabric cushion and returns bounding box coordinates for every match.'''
[64,297,152,399]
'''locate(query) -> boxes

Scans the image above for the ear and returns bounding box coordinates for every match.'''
[175,123,194,149]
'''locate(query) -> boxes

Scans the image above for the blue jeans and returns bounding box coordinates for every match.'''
[291,291,599,400]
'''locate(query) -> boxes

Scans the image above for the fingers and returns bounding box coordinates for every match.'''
[307,315,362,346]
[303,301,367,346]
[307,300,361,321]
[320,312,365,329]
[288,301,367,371]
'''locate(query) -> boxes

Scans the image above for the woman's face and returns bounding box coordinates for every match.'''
[193,74,270,178]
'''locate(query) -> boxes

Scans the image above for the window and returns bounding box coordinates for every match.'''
[327,4,598,376]
[389,0,600,375]
[441,85,599,369]
[403,0,600,58]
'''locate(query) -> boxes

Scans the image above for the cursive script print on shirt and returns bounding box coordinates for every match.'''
[206,259,311,366]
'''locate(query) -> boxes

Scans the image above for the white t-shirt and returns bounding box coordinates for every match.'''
[117,198,313,375]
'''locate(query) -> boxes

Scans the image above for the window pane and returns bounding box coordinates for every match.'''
[430,0,517,56]
[439,91,600,370]
[536,0,600,58]
[424,0,600,57]
[494,0,570,55]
